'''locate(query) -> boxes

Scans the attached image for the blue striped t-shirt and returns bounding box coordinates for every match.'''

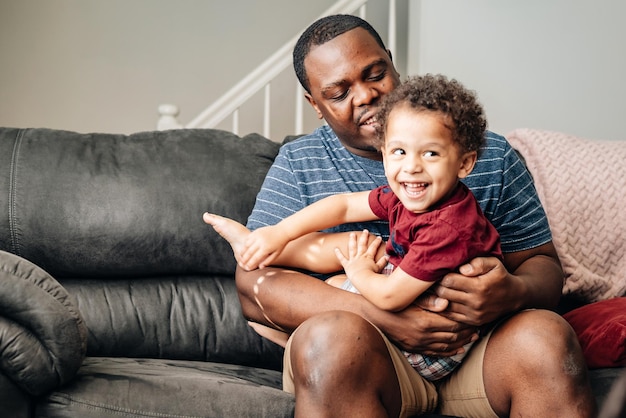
[247,125,551,253]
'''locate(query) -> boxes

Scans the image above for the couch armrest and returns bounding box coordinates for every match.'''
[0,251,87,395]
[0,372,31,417]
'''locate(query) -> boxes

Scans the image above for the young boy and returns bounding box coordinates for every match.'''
[204,74,502,381]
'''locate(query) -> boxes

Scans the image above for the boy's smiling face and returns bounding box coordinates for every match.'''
[381,104,477,213]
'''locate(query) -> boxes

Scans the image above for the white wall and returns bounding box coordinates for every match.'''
[408,0,626,141]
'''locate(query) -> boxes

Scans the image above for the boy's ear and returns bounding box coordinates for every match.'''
[457,151,478,179]
[381,145,390,174]
[304,93,324,120]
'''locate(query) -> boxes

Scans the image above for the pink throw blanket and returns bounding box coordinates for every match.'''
[507,129,626,303]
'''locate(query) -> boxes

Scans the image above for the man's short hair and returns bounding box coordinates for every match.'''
[293,14,387,93]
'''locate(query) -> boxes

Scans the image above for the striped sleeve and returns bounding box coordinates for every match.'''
[246,147,304,230]
[463,131,552,253]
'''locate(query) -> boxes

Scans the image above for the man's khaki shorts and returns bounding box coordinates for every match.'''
[283,322,498,418]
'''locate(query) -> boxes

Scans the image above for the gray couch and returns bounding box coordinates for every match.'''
[0,127,622,417]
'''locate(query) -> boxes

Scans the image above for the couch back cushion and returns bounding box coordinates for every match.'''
[0,128,280,278]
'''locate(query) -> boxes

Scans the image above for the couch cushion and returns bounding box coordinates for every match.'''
[563,297,626,368]
[60,275,284,370]
[507,129,626,303]
[0,127,280,278]
[36,357,294,417]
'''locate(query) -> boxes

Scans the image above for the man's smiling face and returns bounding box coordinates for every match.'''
[303,27,400,160]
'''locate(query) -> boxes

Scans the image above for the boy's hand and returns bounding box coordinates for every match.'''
[239,226,290,270]
[334,230,388,278]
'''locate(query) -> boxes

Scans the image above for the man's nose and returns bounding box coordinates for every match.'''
[353,82,378,106]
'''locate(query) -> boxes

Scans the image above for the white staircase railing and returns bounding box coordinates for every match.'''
[157,0,398,139]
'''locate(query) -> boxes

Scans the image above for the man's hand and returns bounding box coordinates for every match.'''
[430,243,564,327]
[383,301,478,355]
[429,256,515,326]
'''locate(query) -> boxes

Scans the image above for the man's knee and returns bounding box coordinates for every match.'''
[289,311,389,380]
[483,310,592,415]
[287,311,403,416]
[487,309,588,380]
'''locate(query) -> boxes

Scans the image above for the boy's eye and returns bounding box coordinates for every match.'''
[423,151,438,158]
[392,148,405,155]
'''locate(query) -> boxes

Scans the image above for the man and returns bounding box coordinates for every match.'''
[236,14,596,417]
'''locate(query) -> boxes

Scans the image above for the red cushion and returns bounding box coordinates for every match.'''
[563,297,626,368]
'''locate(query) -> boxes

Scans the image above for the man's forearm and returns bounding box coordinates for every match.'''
[235,265,475,354]
[504,242,563,311]
[509,253,563,311]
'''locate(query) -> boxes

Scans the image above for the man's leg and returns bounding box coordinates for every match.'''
[283,311,436,418]
[439,309,596,418]
[483,309,596,417]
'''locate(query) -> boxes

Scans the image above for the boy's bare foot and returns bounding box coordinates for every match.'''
[203,213,251,260]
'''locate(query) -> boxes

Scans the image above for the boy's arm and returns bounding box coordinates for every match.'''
[335,231,434,312]
[240,190,377,269]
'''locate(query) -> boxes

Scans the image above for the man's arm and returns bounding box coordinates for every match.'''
[235,265,478,355]
[431,242,563,326]
[434,132,564,326]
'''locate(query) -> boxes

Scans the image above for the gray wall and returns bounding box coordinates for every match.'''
[0,0,400,139]
[3,0,623,142]
[0,0,339,136]
[408,0,626,141]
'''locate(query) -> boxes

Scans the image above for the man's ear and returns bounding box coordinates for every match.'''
[457,151,478,179]
[305,93,324,120]
[386,49,401,80]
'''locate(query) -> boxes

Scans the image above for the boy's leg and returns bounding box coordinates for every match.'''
[203,213,252,267]
[204,213,384,273]
[324,274,347,288]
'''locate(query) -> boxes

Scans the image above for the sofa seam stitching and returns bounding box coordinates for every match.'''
[47,392,204,417]
[8,128,24,256]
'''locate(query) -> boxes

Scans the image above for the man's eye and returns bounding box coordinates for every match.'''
[331,90,349,101]
[368,71,385,81]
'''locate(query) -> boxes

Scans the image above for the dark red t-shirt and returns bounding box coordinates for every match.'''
[368,183,502,282]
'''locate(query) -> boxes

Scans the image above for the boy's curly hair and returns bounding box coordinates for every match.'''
[375,74,487,154]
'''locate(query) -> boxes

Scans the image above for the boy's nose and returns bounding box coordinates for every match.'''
[403,155,422,172]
